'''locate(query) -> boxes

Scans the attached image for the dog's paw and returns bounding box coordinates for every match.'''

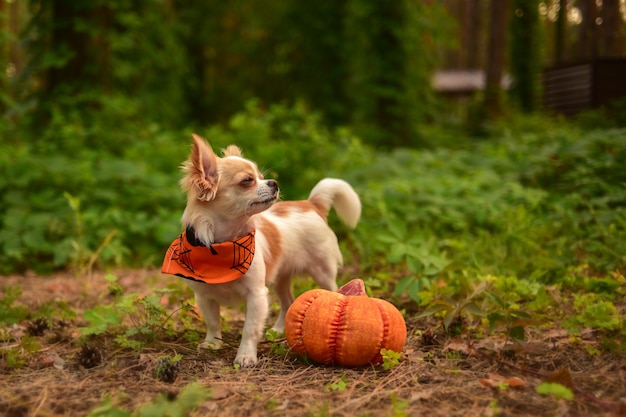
[270,324,285,334]
[234,353,258,368]
[198,339,222,350]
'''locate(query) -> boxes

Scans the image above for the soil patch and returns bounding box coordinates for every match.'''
[1,270,624,416]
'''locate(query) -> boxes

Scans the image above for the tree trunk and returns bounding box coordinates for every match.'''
[599,0,623,57]
[44,1,109,100]
[484,0,509,118]
[466,0,482,69]
[510,0,540,112]
[578,0,598,60]
[554,0,567,64]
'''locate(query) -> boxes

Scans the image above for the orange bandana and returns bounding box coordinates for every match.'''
[162,226,255,284]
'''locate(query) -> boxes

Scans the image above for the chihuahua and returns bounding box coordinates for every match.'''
[162,134,361,367]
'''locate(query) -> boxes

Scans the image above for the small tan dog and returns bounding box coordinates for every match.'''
[162,134,361,367]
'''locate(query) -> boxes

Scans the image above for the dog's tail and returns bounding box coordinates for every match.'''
[308,178,361,228]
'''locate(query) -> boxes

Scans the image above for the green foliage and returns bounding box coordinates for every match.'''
[1,285,77,368]
[0,286,29,325]
[418,281,487,333]
[21,1,191,129]
[81,304,124,337]
[201,100,369,200]
[10,0,455,149]
[562,293,622,335]
[345,0,453,146]
[389,393,409,417]
[266,328,287,356]
[379,216,450,303]
[484,289,535,341]
[87,382,210,417]
[0,127,184,273]
[576,98,626,129]
[327,377,348,392]
[380,348,402,370]
[535,382,574,401]
[0,101,367,273]
[355,124,625,340]
[1,335,41,370]
[79,277,183,350]
[349,124,626,284]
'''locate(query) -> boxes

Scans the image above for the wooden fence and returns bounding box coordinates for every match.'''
[542,59,626,116]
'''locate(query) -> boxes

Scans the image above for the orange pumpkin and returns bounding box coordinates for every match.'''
[285,279,406,367]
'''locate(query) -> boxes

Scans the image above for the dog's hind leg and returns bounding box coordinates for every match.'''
[271,274,294,334]
[310,264,339,293]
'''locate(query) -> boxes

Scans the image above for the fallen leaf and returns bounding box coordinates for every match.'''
[196,401,218,413]
[410,389,434,402]
[209,386,232,400]
[544,368,574,389]
[479,373,526,389]
[406,350,426,363]
[444,337,471,355]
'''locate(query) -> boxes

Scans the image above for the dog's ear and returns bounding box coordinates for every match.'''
[223,145,243,157]
[181,134,220,201]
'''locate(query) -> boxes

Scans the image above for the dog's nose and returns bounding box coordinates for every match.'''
[267,180,278,190]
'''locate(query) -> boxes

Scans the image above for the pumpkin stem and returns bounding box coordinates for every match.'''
[338,279,367,296]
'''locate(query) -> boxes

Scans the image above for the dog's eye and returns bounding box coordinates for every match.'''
[240,177,254,186]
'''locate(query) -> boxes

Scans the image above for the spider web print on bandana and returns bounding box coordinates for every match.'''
[230,233,254,275]
[161,229,255,284]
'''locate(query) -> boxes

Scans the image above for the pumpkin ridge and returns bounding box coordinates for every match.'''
[286,290,325,355]
[330,296,349,365]
[372,300,390,364]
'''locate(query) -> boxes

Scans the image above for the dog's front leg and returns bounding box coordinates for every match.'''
[195,294,222,349]
[234,287,269,367]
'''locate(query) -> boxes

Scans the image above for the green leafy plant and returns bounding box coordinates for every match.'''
[327,377,348,392]
[266,328,287,356]
[417,281,487,332]
[562,293,622,336]
[376,217,450,304]
[67,196,119,275]
[87,381,210,417]
[0,285,29,325]
[535,382,574,401]
[79,283,183,350]
[389,393,409,417]
[380,348,402,370]
[1,335,41,370]
[484,290,536,342]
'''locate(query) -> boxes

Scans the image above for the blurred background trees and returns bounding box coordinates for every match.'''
[1,0,625,147]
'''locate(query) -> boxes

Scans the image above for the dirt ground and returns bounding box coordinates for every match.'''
[1,270,625,417]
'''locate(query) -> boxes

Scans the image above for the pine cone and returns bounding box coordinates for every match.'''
[26,317,49,336]
[153,358,179,383]
[78,345,103,369]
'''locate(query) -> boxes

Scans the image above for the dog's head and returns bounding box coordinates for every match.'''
[181,134,279,221]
